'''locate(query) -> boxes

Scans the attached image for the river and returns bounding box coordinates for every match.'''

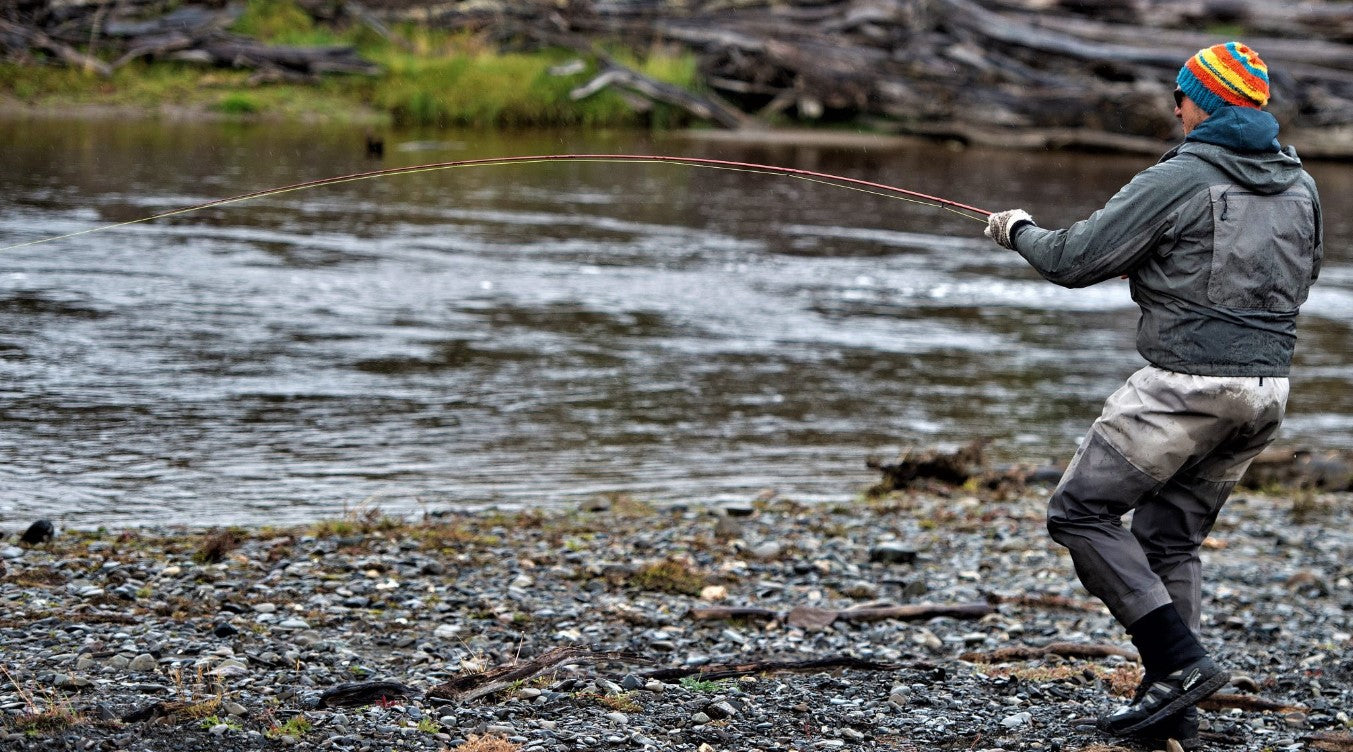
[1,119,1350,528]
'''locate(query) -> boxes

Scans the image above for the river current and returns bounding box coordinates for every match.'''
[2,120,1350,527]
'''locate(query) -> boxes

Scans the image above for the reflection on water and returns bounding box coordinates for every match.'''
[1,120,1350,527]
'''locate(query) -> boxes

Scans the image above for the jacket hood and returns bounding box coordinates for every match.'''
[1167,107,1304,195]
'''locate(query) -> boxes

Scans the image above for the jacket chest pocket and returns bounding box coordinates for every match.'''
[1208,186,1317,311]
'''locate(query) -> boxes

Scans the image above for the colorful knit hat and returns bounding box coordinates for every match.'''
[1176,42,1270,114]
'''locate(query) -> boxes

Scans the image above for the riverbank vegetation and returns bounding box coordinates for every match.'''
[7,0,1353,154]
[0,0,700,128]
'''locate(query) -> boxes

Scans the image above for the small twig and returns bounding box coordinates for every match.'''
[0,663,38,713]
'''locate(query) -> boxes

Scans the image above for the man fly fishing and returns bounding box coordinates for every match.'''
[984,42,1323,749]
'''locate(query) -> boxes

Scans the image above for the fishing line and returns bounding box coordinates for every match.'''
[0,154,992,252]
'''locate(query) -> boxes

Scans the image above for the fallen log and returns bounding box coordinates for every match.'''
[199,38,379,75]
[0,17,110,76]
[570,64,754,128]
[317,681,419,708]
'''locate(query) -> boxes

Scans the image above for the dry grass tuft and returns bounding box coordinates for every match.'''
[196,528,241,563]
[451,733,523,752]
[12,704,85,735]
[983,662,1143,698]
[630,557,706,595]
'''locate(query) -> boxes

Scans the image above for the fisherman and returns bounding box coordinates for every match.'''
[983,42,1323,748]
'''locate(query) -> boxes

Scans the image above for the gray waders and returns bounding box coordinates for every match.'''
[1047,365,1288,631]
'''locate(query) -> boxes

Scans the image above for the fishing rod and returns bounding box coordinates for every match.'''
[0,154,993,252]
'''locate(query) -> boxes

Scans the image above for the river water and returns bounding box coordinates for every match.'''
[2,119,1350,528]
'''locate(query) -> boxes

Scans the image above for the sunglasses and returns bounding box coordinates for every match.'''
[1173,88,1185,108]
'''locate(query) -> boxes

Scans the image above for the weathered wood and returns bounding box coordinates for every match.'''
[1302,732,1353,752]
[317,681,419,708]
[0,17,111,75]
[987,592,1103,613]
[690,600,994,628]
[687,605,778,621]
[959,641,1139,664]
[788,601,994,629]
[10,0,1353,154]
[1198,692,1308,714]
[427,647,633,703]
[639,655,911,682]
[572,62,755,128]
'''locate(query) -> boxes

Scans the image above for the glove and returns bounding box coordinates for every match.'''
[984,209,1035,250]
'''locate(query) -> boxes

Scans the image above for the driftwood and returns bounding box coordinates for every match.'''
[0,16,110,75]
[867,440,989,493]
[317,681,419,708]
[1240,447,1353,491]
[572,62,754,129]
[959,641,1138,664]
[8,0,1353,153]
[986,592,1103,613]
[1198,692,1308,714]
[1,3,376,78]
[1303,732,1353,752]
[427,646,630,703]
[639,655,913,682]
[689,600,993,629]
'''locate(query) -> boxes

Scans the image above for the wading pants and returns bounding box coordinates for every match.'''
[1047,365,1288,631]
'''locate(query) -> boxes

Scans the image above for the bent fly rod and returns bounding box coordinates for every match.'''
[1,153,993,252]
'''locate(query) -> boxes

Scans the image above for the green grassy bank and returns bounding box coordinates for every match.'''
[0,0,701,128]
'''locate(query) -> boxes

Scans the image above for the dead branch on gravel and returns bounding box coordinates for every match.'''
[317,681,419,708]
[1198,692,1309,714]
[986,592,1103,613]
[1304,732,1353,752]
[428,647,638,703]
[959,642,1139,664]
[689,601,993,629]
[639,655,913,682]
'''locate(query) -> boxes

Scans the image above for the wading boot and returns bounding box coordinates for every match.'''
[1099,656,1228,737]
[1120,674,1202,751]
[1139,706,1201,751]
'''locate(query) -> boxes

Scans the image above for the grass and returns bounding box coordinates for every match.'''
[630,557,707,595]
[0,0,702,129]
[679,675,725,693]
[265,714,312,739]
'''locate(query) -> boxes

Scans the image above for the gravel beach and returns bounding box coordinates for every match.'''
[1,485,1350,752]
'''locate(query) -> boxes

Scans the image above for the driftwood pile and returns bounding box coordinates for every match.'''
[371,0,1353,155]
[868,440,1353,494]
[0,0,378,81]
[6,0,1353,154]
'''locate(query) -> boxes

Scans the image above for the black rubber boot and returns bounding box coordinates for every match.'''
[1098,655,1228,737]
[1138,706,1201,751]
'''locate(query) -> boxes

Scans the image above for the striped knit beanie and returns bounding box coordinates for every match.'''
[1176,42,1270,114]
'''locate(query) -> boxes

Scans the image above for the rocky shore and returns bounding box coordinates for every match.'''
[1,486,1350,752]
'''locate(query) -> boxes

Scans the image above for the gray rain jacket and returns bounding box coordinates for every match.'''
[1011,107,1323,376]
